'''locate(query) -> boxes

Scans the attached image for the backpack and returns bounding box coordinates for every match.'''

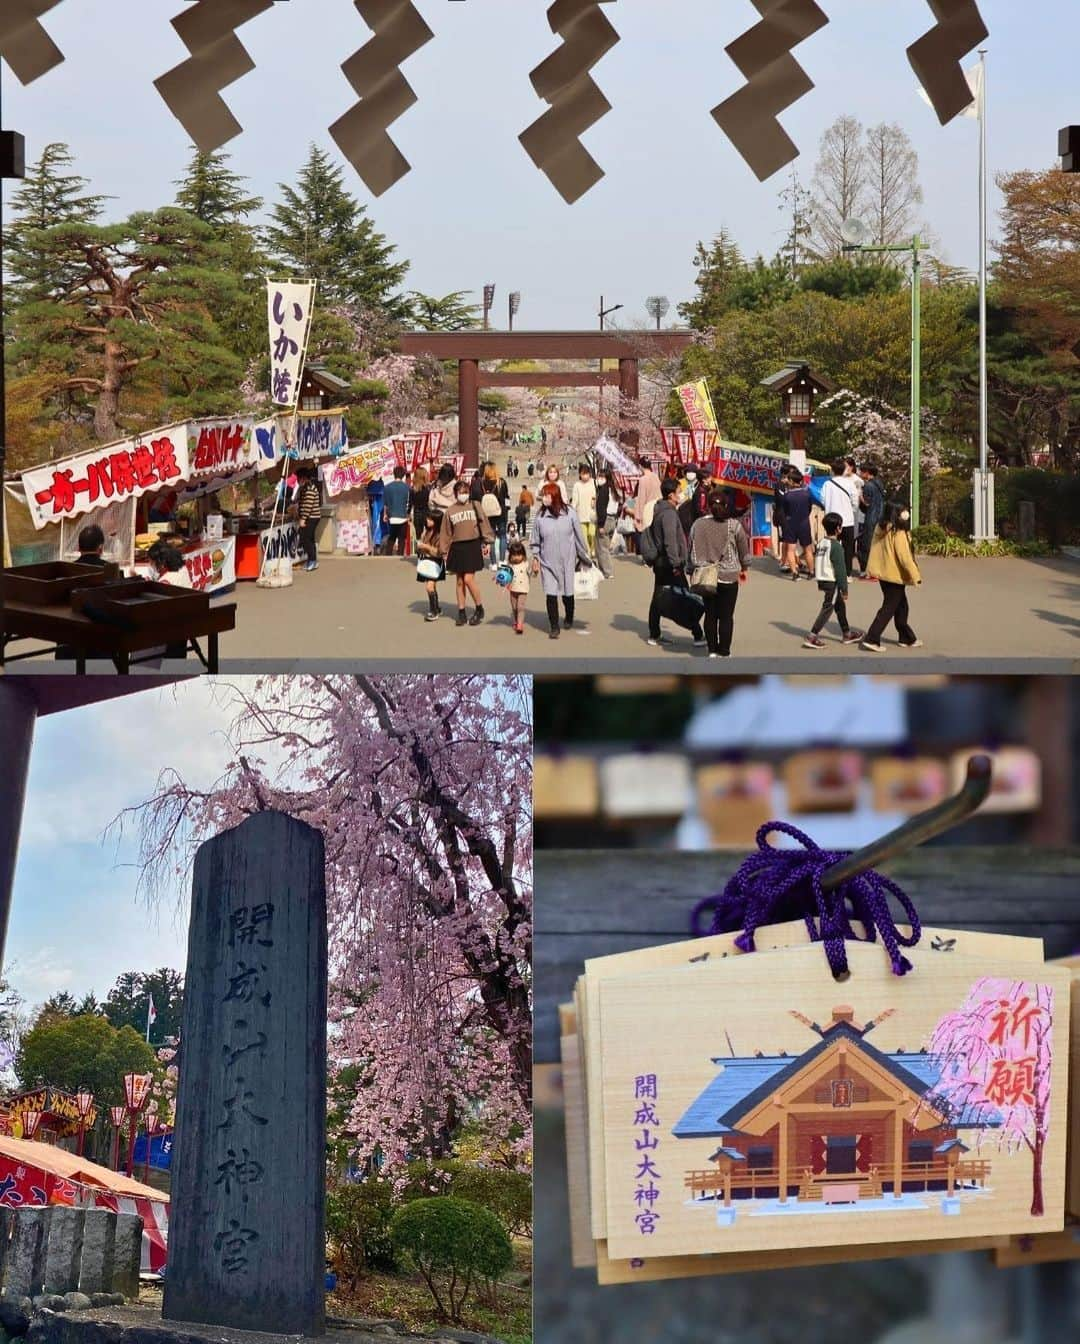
[813,536,835,583]
[480,486,502,517]
[638,516,661,568]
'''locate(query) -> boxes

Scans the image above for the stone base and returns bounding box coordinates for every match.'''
[940,1196,962,1216]
[715,1207,738,1227]
[25,1302,508,1344]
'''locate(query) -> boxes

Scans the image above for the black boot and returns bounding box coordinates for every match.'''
[469,604,485,626]
[425,592,439,622]
[456,609,468,627]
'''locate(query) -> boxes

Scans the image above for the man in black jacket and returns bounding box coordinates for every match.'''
[646,478,704,648]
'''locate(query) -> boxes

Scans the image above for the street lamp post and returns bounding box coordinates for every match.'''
[109,1106,126,1171]
[598,297,623,435]
[143,1102,161,1185]
[840,222,925,528]
[122,1071,153,1178]
[75,1085,94,1158]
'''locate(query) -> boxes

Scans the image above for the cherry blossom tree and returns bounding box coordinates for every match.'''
[819,387,946,493]
[112,676,532,1175]
[923,978,1054,1216]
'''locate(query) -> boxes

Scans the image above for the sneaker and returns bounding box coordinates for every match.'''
[424,610,439,622]
[802,635,826,649]
[548,626,561,639]
[708,652,721,660]
[563,617,574,630]
[646,635,672,646]
[469,605,485,626]
[859,640,885,653]
[790,571,801,581]
[842,629,864,645]
[899,638,924,648]
[859,574,878,582]
[455,611,468,627]
[305,561,318,572]
[692,636,707,648]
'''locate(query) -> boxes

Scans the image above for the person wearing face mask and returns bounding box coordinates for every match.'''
[570,464,598,557]
[677,464,708,535]
[438,480,494,626]
[688,490,751,658]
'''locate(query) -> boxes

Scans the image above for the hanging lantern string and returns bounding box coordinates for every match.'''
[689,821,922,978]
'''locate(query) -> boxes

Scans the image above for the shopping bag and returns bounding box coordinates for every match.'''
[574,567,602,601]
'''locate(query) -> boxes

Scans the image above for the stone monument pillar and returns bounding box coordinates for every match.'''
[162,812,327,1335]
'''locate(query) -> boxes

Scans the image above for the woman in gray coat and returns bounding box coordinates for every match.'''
[530,482,593,639]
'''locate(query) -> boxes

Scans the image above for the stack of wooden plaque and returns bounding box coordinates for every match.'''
[560,920,1080,1284]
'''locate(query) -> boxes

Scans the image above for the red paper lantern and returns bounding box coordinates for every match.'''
[423,429,444,461]
[20,1109,43,1140]
[392,434,427,473]
[146,1112,162,1137]
[75,1087,95,1120]
[109,1105,126,1129]
[123,1071,153,1112]
[612,473,641,496]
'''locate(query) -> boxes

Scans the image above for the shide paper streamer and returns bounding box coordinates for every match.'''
[154,0,276,153]
[0,0,65,85]
[519,0,620,205]
[329,0,434,197]
[712,0,829,183]
[0,0,991,201]
[907,0,990,126]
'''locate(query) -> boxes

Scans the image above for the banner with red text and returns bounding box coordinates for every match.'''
[675,379,718,433]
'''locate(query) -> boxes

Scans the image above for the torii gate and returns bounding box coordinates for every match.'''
[398,330,694,468]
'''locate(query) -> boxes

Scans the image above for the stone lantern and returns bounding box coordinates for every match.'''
[760,361,835,467]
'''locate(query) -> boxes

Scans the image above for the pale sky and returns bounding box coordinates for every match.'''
[4,682,240,1011]
[2,0,1073,329]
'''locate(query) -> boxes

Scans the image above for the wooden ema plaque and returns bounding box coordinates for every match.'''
[597,944,1068,1262]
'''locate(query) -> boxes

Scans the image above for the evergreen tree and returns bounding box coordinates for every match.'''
[10,207,245,440]
[263,145,410,317]
[408,290,481,332]
[4,143,107,307]
[174,146,262,227]
[174,145,268,365]
[677,229,748,327]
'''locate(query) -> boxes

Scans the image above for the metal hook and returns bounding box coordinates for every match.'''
[820,753,993,891]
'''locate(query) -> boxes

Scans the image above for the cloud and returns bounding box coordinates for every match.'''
[6,947,77,1006]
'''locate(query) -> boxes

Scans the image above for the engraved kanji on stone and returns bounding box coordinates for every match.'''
[217,1077,269,1131]
[214,1147,265,1201]
[213,1219,259,1273]
[223,961,272,1007]
[223,1019,269,1069]
[229,903,275,949]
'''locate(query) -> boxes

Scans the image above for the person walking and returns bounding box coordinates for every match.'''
[857,462,885,579]
[594,469,620,580]
[506,538,530,634]
[542,463,569,504]
[530,482,592,639]
[643,477,705,648]
[822,459,859,576]
[515,483,535,538]
[688,490,751,658]
[410,466,431,550]
[571,464,599,557]
[802,512,864,648]
[429,462,458,519]
[381,465,411,556]
[472,461,510,566]
[439,480,494,626]
[296,466,322,572]
[415,511,445,622]
[633,457,662,535]
[778,466,814,580]
[860,503,923,652]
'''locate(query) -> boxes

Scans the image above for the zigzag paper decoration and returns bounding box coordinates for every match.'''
[907,0,989,125]
[711,0,829,183]
[520,0,620,204]
[0,0,65,85]
[329,0,435,197]
[154,0,275,153]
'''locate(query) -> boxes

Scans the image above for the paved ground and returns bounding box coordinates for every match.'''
[6,552,1079,674]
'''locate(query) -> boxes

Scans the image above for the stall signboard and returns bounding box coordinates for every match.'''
[321,439,396,497]
[267,280,315,408]
[22,426,191,531]
[183,535,237,594]
[592,434,640,477]
[675,379,718,433]
[8,1088,98,1137]
[187,417,255,478]
[254,418,279,465]
[289,412,348,461]
[259,521,302,563]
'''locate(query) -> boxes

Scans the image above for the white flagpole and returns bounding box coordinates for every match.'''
[146,997,153,1043]
[975,50,995,539]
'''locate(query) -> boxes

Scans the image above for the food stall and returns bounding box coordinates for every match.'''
[3,1087,98,1143]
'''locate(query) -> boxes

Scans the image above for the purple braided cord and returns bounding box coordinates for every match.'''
[689,821,922,978]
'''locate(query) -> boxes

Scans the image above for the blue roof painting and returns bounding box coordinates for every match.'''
[673,1020,1003,1140]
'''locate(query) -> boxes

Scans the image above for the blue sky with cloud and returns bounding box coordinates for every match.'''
[6,682,240,1010]
[3,0,1073,328]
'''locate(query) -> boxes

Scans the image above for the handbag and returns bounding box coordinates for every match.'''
[616,516,636,536]
[574,567,602,602]
[689,562,720,595]
[417,556,443,580]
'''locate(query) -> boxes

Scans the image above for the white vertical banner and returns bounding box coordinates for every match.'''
[267,280,316,408]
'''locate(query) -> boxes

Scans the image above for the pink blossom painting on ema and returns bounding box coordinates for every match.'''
[922,979,1054,1216]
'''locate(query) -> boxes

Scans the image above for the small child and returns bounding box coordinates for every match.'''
[803,511,864,649]
[507,539,530,634]
[415,512,445,622]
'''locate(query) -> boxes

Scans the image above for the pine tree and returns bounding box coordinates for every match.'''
[174,146,262,227]
[263,144,410,317]
[677,229,748,327]
[5,142,107,306]
[10,207,245,441]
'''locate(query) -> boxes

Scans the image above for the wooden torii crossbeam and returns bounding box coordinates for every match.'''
[399,329,694,467]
